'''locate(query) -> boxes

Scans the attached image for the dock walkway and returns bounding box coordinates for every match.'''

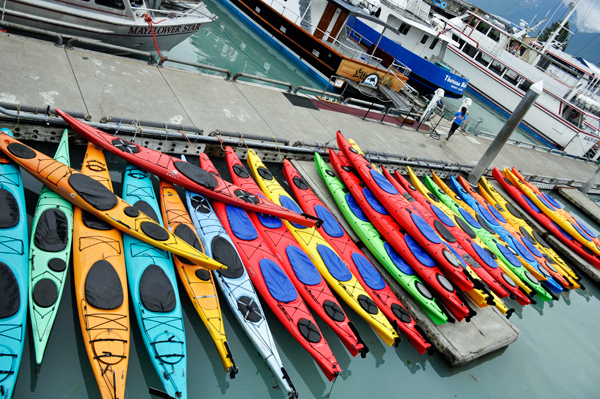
[0,33,597,183]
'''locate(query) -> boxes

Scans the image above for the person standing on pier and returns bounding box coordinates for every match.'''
[447,107,467,141]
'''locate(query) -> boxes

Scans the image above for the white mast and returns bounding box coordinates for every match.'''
[540,0,579,54]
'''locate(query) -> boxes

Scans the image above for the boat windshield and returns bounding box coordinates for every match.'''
[95,0,126,10]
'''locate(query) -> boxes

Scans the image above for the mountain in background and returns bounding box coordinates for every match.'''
[463,0,600,66]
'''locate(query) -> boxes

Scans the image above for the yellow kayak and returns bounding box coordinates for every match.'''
[159,180,238,377]
[246,150,399,346]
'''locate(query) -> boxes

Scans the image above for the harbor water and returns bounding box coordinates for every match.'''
[11,140,600,399]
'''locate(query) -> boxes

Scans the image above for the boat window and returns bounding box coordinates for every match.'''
[468,17,478,27]
[475,52,491,67]
[476,21,490,35]
[503,69,521,85]
[518,79,532,92]
[421,34,428,44]
[95,0,125,9]
[461,16,471,24]
[462,43,478,58]
[489,60,505,76]
[430,38,439,50]
[398,23,410,35]
[487,28,500,42]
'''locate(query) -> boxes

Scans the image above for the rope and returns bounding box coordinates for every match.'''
[272,136,282,162]
[142,13,166,63]
[179,125,199,154]
[325,374,339,398]
[9,104,20,132]
[214,129,225,152]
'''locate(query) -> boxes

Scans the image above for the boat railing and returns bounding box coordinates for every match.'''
[331,27,384,66]
[379,0,431,26]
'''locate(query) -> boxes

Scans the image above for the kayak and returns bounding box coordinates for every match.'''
[0,133,223,269]
[28,130,74,372]
[200,155,341,381]
[425,174,553,302]
[56,110,318,228]
[0,128,28,399]
[283,158,432,355]
[512,167,600,249]
[224,148,368,359]
[122,164,187,399]
[479,174,581,287]
[315,153,448,326]
[404,167,531,305]
[184,180,297,398]
[159,180,238,378]
[336,132,474,293]
[72,143,129,399]
[329,150,471,322]
[455,175,569,292]
[385,168,514,316]
[246,150,400,345]
[493,167,600,270]
[504,168,600,258]
[393,169,508,299]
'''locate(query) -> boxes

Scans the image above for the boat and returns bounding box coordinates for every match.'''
[56,109,320,228]
[213,0,412,99]
[158,179,238,378]
[200,154,342,381]
[346,0,469,98]
[438,8,600,157]
[424,173,554,302]
[28,129,73,373]
[0,0,215,52]
[121,163,187,399]
[455,175,570,291]
[72,143,129,399]
[314,152,449,325]
[478,175,582,287]
[337,132,474,293]
[0,131,222,269]
[282,158,432,354]
[246,149,401,345]
[329,149,471,322]
[0,128,28,399]
[224,147,368,359]
[403,166,531,306]
[184,172,298,398]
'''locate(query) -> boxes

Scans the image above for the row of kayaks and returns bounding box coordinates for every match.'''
[0,116,587,399]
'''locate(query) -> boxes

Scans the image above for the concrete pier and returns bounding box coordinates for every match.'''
[293,159,521,366]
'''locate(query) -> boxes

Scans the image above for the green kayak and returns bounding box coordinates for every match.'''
[423,174,552,302]
[315,153,448,325]
[28,129,74,372]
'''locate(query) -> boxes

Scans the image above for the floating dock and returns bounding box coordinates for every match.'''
[1,32,600,370]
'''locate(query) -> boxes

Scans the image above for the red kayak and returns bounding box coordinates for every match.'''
[56,109,318,228]
[493,167,600,270]
[391,169,516,301]
[456,175,571,289]
[330,150,471,322]
[200,154,341,381]
[337,132,474,293]
[282,159,432,355]
[224,147,368,358]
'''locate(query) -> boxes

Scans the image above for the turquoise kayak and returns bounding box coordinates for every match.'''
[28,129,73,373]
[0,128,29,399]
[314,153,447,325]
[184,182,298,398]
[122,163,187,399]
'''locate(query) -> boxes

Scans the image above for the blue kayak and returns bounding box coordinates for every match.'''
[0,128,29,399]
[184,181,297,398]
[122,163,187,399]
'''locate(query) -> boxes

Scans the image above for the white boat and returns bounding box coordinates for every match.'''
[438,6,600,157]
[0,0,216,51]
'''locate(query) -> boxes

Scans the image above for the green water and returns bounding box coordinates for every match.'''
[10,141,600,399]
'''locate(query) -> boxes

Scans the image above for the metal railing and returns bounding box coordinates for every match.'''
[232,73,293,92]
